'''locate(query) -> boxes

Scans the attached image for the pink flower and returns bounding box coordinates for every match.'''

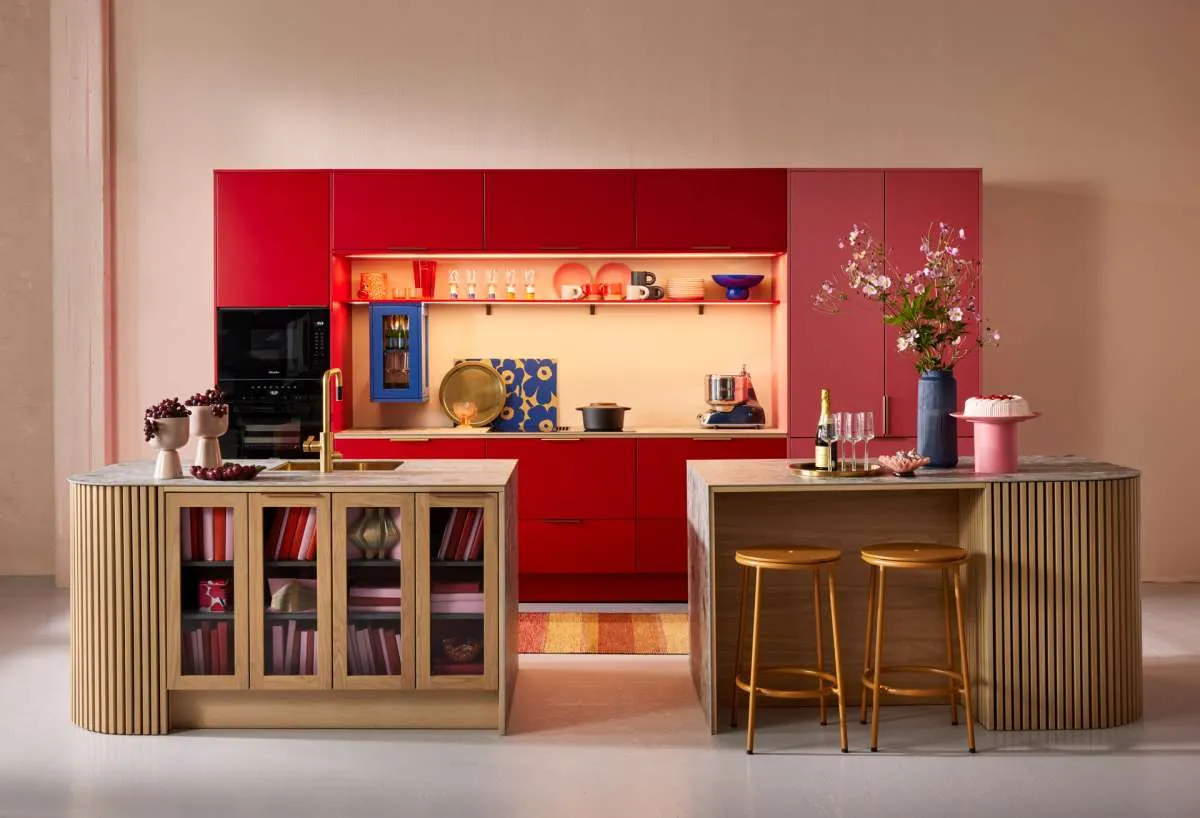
[863,284,878,296]
[991,331,1001,342]
[948,246,960,257]
[914,283,926,295]
[948,306,963,322]
[958,228,966,239]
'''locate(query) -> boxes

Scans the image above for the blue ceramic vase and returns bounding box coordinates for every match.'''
[917,369,958,468]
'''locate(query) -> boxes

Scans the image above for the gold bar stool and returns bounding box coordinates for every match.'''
[730,546,847,754]
[859,543,976,753]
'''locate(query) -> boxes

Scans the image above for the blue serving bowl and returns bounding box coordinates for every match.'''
[712,274,765,301]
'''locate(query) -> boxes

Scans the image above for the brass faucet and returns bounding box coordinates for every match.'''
[301,368,344,472]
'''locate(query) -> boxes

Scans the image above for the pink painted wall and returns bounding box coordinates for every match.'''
[111,0,1200,580]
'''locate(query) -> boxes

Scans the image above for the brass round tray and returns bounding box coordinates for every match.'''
[788,461,884,479]
[438,361,506,427]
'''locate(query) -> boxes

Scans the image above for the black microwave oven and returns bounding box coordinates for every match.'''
[216,307,330,381]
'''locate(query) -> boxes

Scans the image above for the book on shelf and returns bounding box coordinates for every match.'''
[347,625,403,676]
[432,661,484,675]
[297,508,317,560]
[180,507,234,562]
[270,623,317,675]
[348,584,402,613]
[434,508,484,562]
[183,620,230,675]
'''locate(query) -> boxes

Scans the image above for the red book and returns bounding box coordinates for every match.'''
[266,508,286,560]
[383,628,401,676]
[465,509,485,560]
[358,628,374,675]
[181,509,193,562]
[454,509,478,560]
[202,508,215,561]
[191,629,203,675]
[297,508,317,560]
[272,625,284,675]
[216,621,228,675]
[280,509,304,561]
[208,622,220,675]
[213,507,227,562]
[190,508,204,561]
[437,509,460,560]
[449,509,472,560]
[225,509,234,561]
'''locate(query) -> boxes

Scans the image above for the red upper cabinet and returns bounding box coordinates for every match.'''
[331,171,484,252]
[882,170,982,437]
[634,169,788,252]
[215,171,331,307]
[787,171,886,439]
[484,171,635,251]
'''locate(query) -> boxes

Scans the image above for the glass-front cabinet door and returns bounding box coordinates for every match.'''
[249,494,332,690]
[332,493,416,689]
[415,494,498,690]
[165,493,249,690]
[368,303,429,403]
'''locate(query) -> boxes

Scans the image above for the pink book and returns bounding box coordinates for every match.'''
[358,628,375,675]
[352,627,364,675]
[181,509,193,561]
[285,620,297,674]
[272,625,284,675]
[202,508,215,561]
[191,629,203,675]
[297,508,317,560]
[346,627,357,675]
[394,632,403,672]
[382,628,401,676]
[299,630,309,678]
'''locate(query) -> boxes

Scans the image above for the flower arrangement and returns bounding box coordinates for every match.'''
[813,223,999,373]
[144,397,190,442]
[185,385,228,417]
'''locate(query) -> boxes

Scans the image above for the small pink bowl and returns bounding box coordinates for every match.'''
[878,453,931,476]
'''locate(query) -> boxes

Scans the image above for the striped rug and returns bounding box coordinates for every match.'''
[518,612,688,655]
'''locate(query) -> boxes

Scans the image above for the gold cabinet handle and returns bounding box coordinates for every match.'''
[261,493,323,499]
[691,436,733,441]
[388,437,431,442]
[541,437,582,442]
[882,394,890,436]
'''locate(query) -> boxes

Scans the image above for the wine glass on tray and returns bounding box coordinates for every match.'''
[819,418,838,472]
[832,412,846,471]
[860,411,875,469]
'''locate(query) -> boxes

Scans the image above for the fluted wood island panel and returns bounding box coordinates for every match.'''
[686,457,1142,733]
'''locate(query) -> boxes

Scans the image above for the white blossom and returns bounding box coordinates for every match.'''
[948,306,963,322]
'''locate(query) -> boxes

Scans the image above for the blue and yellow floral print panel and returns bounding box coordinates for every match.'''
[463,358,559,432]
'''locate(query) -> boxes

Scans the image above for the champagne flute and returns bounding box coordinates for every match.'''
[832,412,845,471]
[841,411,856,470]
[818,421,837,472]
[860,411,875,470]
[850,411,865,471]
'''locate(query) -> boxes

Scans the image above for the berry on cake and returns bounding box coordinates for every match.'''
[963,394,1032,417]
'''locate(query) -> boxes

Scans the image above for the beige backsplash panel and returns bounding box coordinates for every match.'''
[349,295,778,430]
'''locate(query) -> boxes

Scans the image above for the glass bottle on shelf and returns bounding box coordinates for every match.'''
[505,269,517,300]
[486,269,498,300]
[448,269,460,300]
[524,268,536,300]
[382,314,410,390]
[466,269,477,300]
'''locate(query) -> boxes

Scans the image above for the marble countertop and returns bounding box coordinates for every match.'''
[336,426,785,439]
[69,458,517,488]
[689,455,1140,491]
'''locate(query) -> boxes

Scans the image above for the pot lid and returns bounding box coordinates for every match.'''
[577,403,631,410]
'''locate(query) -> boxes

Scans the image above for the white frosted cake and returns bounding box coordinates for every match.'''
[963,394,1031,417]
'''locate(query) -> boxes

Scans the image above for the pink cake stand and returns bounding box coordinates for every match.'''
[949,412,1041,474]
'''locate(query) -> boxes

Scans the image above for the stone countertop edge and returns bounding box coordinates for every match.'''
[688,455,1140,489]
[335,426,787,439]
[69,459,518,487]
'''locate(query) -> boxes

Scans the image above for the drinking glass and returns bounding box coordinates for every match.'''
[860,411,875,469]
[840,411,856,470]
[832,412,845,471]
[819,419,839,472]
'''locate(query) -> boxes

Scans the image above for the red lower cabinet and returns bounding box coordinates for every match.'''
[635,519,688,574]
[636,437,786,518]
[334,437,486,460]
[520,519,636,574]
[484,438,636,519]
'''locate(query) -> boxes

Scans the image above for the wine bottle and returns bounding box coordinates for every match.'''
[815,388,838,470]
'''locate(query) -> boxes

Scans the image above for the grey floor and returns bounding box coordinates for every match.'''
[1,578,1198,818]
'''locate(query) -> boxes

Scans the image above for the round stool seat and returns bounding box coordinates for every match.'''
[736,546,842,570]
[860,543,966,569]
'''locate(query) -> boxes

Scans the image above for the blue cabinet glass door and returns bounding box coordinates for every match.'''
[369,304,429,402]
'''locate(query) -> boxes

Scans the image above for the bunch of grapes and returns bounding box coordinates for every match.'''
[184,385,228,417]
[143,397,190,442]
[190,463,264,481]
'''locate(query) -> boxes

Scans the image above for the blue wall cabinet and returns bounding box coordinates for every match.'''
[369,304,429,402]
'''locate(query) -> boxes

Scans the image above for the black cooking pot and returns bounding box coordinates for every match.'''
[577,402,630,432]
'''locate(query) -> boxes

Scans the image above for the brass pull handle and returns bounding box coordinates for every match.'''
[545,519,583,525]
[882,394,890,436]
[262,493,322,499]
[388,437,431,442]
[691,436,733,441]
[541,437,582,442]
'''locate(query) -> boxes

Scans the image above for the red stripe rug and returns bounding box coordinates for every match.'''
[518,612,688,654]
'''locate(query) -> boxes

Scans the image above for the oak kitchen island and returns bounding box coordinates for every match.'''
[687,456,1142,734]
[68,459,518,735]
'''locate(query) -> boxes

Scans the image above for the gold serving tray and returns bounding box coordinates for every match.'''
[438,361,506,427]
[788,461,884,479]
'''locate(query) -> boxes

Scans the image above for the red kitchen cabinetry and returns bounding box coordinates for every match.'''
[883,170,982,438]
[520,520,636,575]
[483,438,635,520]
[215,171,331,307]
[334,437,486,460]
[636,519,688,574]
[634,169,788,252]
[484,170,635,251]
[332,171,484,252]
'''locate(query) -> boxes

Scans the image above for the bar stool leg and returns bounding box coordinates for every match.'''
[952,568,977,753]
[730,566,751,728]
[745,567,765,754]
[869,566,888,752]
[827,566,848,753]
[942,568,959,725]
[859,565,877,725]
[811,569,827,726]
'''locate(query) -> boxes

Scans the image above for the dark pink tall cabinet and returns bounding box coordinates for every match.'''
[787,169,982,458]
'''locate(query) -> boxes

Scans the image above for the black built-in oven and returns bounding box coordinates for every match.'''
[217,308,329,381]
[218,380,324,460]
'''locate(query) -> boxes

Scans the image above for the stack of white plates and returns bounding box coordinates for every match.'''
[667,277,705,301]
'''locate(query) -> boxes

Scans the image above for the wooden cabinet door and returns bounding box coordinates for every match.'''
[636,436,787,519]
[415,493,499,690]
[634,169,787,251]
[519,519,636,574]
[248,493,332,690]
[883,170,982,436]
[483,437,636,520]
[335,436,487,460]
[787,171,886,438]
[484,170,635,251]
[215,171,331,307]
[331,493,415,690]
[165,493,249,690]
[332,170,484,252]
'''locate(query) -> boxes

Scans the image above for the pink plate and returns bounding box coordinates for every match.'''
[552,263,593,291]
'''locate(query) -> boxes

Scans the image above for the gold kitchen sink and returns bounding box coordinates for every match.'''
[268,459,405,472]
